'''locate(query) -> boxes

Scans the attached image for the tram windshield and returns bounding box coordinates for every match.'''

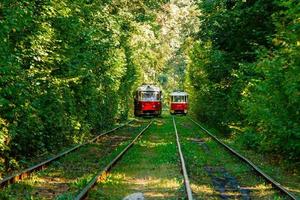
[140,91,161,101]
[172,96,187,103]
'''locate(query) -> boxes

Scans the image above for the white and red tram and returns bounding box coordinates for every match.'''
[134,85,162,117]
[170,91,188,115]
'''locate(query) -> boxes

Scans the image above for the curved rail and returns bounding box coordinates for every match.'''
[0,119,135,188]
[75,120,153,200]
[189,117,297,200]
[173,117,193,200]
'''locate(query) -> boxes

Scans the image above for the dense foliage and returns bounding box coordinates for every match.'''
[187,0,299,161]
[0,0,298,176]
[0,0,169,175]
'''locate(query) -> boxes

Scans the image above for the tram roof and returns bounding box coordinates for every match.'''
[170,91,188,96]
[137,84,161,92]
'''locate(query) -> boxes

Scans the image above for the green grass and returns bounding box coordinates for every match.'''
[2,115,296,199]
[175,116,288,200]
[1,120,148,199]
[1,121,132,180]
[88,115,185,199]
[190,117,300,199]
[224,136,300,198]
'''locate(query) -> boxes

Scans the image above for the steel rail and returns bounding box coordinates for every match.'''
[173,117,193,200]
[189,117,298,200]
[0,119,135,188]
[75,120,153,200]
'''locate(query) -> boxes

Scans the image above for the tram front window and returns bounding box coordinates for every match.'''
[172,96,186,103]
[140,92,160,101]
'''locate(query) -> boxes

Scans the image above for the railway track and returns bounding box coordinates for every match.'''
[0,119,135,189]
[87,117,185,199]
[74,120,152,199]
[0,119,152,199]
[188,117,297,200]
[173,115,297,199]
[1,115,296,199]
[172,116,193,200]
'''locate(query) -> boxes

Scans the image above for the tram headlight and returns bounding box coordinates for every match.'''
[184,109,187,113]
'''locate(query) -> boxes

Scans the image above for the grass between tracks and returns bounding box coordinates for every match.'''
[175,116,288,200]
[1,120,134,179]
[0,120,147,200]
[2,115,297,199]
[192,118,300,199]
[88,115,185,199]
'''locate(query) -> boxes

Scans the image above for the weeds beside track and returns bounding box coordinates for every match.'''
[1,115,297,199]
[174,116,296,199]
[88,116,185,199]
[0,119,148,199]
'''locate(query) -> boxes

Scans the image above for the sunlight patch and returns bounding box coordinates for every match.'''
[191,183,214,195]
[139,140,172,148]
[104,172,180,190]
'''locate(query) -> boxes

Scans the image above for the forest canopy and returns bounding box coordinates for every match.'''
[187,0,300,161]
[0,0,299,175]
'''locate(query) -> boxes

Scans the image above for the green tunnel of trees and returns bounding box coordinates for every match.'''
[0,0,299,175]
[187,0,299,162]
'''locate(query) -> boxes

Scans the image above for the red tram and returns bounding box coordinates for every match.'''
[170,91,188,115]
[134,85,162,117]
